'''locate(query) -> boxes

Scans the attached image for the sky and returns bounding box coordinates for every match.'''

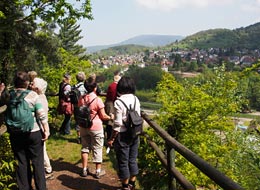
[78,0,260,47]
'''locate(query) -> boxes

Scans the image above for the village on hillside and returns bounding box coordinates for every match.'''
[91,47,260,72]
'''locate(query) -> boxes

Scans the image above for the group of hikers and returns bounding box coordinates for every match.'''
[0,70,142,190]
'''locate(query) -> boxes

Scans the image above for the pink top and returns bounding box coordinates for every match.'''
[78,92,105,131]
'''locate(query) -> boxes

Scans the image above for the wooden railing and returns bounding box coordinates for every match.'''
[141,111,243,190]
[0,104,244,190]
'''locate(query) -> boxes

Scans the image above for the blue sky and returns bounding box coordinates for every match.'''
[78,0,260,47]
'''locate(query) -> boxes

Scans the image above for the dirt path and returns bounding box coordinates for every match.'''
[46,158,121,190]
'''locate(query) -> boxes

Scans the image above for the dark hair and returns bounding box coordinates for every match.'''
[14,71,30,88]
[116,76,136,95]
[114,70,120,76]
[84,79,97,93]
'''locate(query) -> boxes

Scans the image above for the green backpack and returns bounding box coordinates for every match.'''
[5,90,35,133]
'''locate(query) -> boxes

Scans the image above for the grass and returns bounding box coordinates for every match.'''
[46,129,82,163]
[45,123,141,189]
[231,113,259,120]
[140,101,161,110]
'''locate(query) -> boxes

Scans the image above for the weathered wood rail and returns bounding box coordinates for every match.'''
[141,111,243,190]
[0,107,244,190]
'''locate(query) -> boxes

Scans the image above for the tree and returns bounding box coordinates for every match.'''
[173,54,182,70]
[139,65,253,189]
[0,0,93,83]
[57,19,87,60]
[126,65,163,90]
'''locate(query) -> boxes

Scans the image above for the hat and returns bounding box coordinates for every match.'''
[114,75,121,82]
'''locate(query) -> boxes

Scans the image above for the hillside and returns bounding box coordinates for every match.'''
[88,22,260,55]
[90,44,149,58]
[87,34,184,53]
[119,34,183,46]
[167,22,260,50]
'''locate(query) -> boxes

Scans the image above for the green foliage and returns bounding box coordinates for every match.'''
[223,131,260,189]
[92,44,149,58]
[126,65,163,90]
[138,131,168,190]
[41,48,92,109]
[246,72,260,110]
[15,0,93,24]
[139,66,253,188]
[0,133,17,190]
[0,0,93,84]
[136,90,156,102]
[98,65,123,91]
[57,19,87,60]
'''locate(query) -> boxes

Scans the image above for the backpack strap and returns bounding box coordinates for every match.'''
[117,96,136,111]
[86,97,96,106]
[59,83,69,100]
[85,97,98,121]
[75,83,83,88]
[18,90,30,100]
[10,90,30,101]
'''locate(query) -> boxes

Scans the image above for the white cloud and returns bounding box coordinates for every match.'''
[240,0,260,12]
[135,0,235,11]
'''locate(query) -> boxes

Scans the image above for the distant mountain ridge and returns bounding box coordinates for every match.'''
[87,34,184,53]
[87,22,260,54]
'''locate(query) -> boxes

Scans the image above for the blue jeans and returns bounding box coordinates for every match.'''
[114,132,139,180]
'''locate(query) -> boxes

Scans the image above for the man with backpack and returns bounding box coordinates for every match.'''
[71,71,87,143]
[2,71,49,190]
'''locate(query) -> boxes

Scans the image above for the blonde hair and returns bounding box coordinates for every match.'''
[76,72,86,82]
[28,71,38,82]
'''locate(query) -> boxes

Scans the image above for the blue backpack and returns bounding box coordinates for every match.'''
[5,90,35,133]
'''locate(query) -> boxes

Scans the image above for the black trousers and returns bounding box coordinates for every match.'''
[9,130,46,190]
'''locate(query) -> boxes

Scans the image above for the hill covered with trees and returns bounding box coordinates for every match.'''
[167,22,260,50]
[91,22,260,57]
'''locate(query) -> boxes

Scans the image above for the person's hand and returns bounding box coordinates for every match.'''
[107,139,114,148]
[0,83,5,94]
[109,113,114,120]
[42,130,50,141]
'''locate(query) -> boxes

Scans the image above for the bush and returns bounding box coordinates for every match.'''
[0,132,17,190]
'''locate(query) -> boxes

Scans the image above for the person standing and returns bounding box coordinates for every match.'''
[79,78,113,179]
[86,73,102,95]
[104,70,121,140]
[107,76,141,190]
[1,71,49,190]
[29,72,53,179]
[58,73,73,135]
[73,71,87,144]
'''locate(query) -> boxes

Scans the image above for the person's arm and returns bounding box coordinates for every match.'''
[99,107,114,121]
[34,99,49,141]
[107,130,118,148]
[0,83,9,105]
[41,122,50,141]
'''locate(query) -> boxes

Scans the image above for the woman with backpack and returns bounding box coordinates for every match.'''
[78,77,113,179]
[58,73,73,135]
[107,76,141,190]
